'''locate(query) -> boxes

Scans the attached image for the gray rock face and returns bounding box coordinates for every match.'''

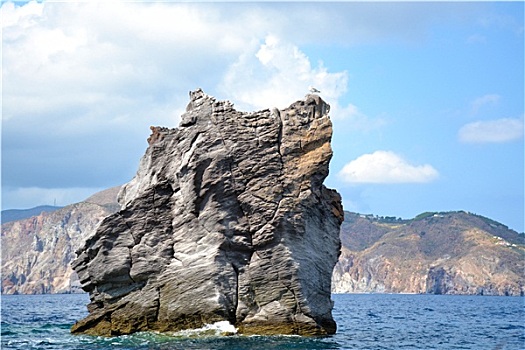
[71,89,343,336]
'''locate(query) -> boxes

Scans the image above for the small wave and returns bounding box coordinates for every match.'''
[36,338,56,346]
[246,334,302,338]
[169,321,238,338]
[499,324,523,330]
[1,330,16,336]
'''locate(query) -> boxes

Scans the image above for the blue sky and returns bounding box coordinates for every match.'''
[2,1,523,232]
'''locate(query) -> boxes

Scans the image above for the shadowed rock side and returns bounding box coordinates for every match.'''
[71,89,343,336]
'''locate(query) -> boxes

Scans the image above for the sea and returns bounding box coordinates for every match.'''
[1,293,523,350]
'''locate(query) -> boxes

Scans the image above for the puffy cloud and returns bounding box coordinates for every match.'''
[218,34,386,136]
[458,118,524,143]
[1,2,250,125]
[338,151,439,184]
[1,1,479,209]
[219,35,348,111]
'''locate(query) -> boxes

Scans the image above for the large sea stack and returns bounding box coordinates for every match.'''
[71,89,344,336]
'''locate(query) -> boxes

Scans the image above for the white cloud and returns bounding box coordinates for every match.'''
[0,1,42,28]
[1,1,482,128]
[0,1,485,209]
[1,2,249,125]
[338,151,439,184]
[218,34,385,136]
[471,94,500,114]
[219,34,348,111]
[458,118,524,144]
[3,1,370,209]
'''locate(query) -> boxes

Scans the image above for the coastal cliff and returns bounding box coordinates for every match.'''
[332,212,524,296]
[70,89,343,336]
[1,187,120,294]
[3,204,523,298]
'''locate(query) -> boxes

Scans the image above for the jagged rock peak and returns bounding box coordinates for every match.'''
[72,88,343,337]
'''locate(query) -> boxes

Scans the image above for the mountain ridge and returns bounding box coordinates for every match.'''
[332,211,524,296]
[1,187,121,294]
[1,206,63,224]
[1,186,122,224]
[1,188,523,296]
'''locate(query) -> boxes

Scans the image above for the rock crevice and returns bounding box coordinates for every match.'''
[71,89,343,336]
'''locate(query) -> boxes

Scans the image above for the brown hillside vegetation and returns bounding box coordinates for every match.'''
[1,189,120,294]
[332,211,525,296]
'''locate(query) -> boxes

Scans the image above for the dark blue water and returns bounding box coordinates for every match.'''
[1,293,523,349]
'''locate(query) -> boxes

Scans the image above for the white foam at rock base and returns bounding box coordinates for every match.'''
[169,321,238,337]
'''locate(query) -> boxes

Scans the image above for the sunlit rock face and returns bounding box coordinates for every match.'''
[71,89,343,336]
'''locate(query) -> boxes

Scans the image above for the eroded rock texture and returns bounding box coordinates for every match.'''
[71,89,343,336]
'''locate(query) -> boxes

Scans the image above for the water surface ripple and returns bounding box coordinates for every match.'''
[1,293,523,349]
